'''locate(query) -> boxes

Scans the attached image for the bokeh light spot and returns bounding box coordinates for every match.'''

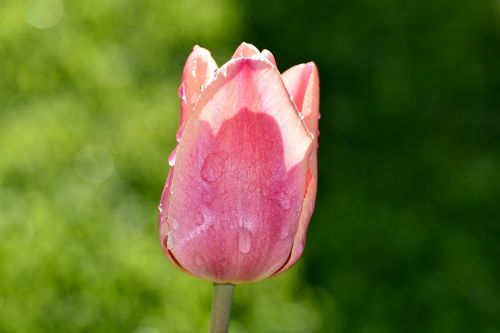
[74,144,114,184]
[25,0,64,29]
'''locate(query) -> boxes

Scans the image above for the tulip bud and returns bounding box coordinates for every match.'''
[159,43,319,284]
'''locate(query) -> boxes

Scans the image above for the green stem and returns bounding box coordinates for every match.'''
[208,283,235,333]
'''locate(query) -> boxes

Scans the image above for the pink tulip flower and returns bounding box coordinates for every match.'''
[159,42,319,284]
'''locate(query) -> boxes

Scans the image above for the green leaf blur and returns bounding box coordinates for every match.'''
[0,0,499,332]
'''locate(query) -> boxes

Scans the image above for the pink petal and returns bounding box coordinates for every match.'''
[158,170,188,273]
[274,62,320,274]
[261,49,277,67]
[162,57,313,283]
[231,42,260,59]
[272,166,317,276]
[282,62,320,139]
[177,46,218,142]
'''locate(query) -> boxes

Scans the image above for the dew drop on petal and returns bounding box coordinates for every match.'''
[176,122,186,142]
[168,147,178,167]
[238,229,252,254]
[178,83,187,106]
[195,211,205,226]
[166,231,174,250]
[247,181,259,193]
[189,92,201,106]
[201,206,216,225]
[273,191,291,211]
[219,66,228,78]
[200,152,226,183]
[194,214,205,225]
[201,190,215,206]
[242,215,257,230]
[194,254,204,267]
[279,225,289,240]
[172,219,179,230]
[191,59,198,77]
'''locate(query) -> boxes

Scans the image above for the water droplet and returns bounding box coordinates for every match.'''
[201,190,215,206]
[192,119,202,130]
[219,67,228,78]
[172,219,179,230]
[273,191,291,211]
[247,182,259,193]
[194,212,205,226]
[191,59,197,77]
[201,206,215,225]
[200,152,226,183]
[219,239,227,252]
[194,254,204,267]
[279,224,289,240]
[189,92,200,106]
[168,147,178,167]
[238,229,252,254]
[176,122,186,142]
[166,231,174,250]
[158,204,163,214]
[238,215,256,230]
[178,83,187,107]
[219,257,228,264]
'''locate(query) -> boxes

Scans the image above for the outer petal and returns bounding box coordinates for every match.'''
[282,62,320,139]
[261,49,277,67]
[159,46,217,271]
[232,42,277,67]
[177,46,218,142]
[274,62,320,275]
[158,169,188,272]
[163,57,313,283]
[231,42,260,59]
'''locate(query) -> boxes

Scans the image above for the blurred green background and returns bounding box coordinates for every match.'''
[1,0,499,332]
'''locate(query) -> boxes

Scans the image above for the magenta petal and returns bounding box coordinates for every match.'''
[166,58,313,283]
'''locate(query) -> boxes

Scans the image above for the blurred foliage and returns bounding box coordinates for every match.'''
[0,0,499,332]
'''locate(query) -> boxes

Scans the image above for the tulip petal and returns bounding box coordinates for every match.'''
[231,42,260,59]
[282,62,320,138]
[272,166,317,276]
[261,49,277,67]
[177,46,218,142]
[158,169,188,272]
[163,57,313,283]
[274,62,320,274]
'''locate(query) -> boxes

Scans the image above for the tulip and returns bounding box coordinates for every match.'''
[158,42,319,332]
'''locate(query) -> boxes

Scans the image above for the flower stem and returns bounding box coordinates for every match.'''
[208,283,235,333]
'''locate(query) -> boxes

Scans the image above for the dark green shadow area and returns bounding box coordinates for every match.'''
[237,0,500,332]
